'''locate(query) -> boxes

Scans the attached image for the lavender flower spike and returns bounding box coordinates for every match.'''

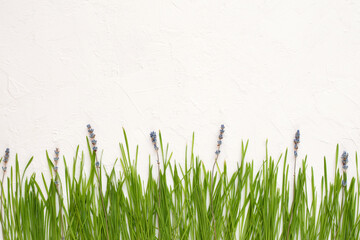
[87,124,100,168]
[54,148,60,161]
[216,124,225,158]
[87,124,98,152]
[53,148,60,175]
[341,151,349,187]
[341,151,349,171]
[294,130,300,158]
[150,131,159,151]
[3,148,10,163]
[2,148,10,172]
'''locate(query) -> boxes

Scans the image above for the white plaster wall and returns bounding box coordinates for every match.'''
[0,0,360,186]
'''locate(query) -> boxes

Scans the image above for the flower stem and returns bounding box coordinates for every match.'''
[286,155,296,240]
[95,154,110,240]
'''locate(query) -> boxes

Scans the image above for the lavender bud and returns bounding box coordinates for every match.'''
[341,151,349,172]
[342,179,347,187]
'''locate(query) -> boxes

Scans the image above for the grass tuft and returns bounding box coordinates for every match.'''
[0,130,359,239]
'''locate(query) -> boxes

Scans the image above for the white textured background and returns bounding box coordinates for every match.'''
[1,0,360,185]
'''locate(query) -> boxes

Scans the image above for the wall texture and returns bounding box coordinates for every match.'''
[1,0,360,185]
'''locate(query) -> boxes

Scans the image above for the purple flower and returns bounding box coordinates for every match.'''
[53,148,60,175]
[150,131,159,151]
[341,151,349,172]
[214,124,225,158]
[87,124,98,152]
[294,130,300,158]
[341,151,349,187]
[3,148,10,163]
